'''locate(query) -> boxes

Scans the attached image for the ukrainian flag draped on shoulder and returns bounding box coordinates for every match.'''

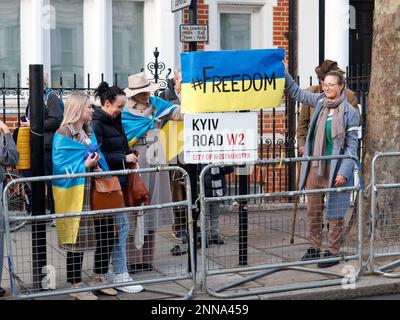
[52,133,109,245]
[181,49,286,113]
[121,96,177,148]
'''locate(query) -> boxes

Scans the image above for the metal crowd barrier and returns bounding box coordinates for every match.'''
[370,152,400,277]
[3,166,195,300]
[199,155,363,298]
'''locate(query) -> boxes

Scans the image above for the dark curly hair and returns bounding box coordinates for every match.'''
[94,81,125,106]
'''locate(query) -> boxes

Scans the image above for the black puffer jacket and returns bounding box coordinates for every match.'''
[26,90,63,151]
[91,106,132,187]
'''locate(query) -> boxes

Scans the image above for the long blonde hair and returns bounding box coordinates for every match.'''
[61,91,90,127]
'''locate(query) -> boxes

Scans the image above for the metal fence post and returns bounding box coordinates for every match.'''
[238,164,248,266]
[288,0,297,192]
[187,0,199,273]
[29,65,47,289]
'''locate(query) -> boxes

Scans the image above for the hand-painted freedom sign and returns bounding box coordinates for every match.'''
[180,49,285,113]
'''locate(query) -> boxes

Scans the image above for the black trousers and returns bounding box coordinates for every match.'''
[44,150,55,214]
[93,216,115,275]
[66,252,84,284]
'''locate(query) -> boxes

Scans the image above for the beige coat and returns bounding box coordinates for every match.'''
[126,100,183,234]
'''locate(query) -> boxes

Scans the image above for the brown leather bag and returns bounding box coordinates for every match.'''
[126,161,150,207]
[91,175,125,213]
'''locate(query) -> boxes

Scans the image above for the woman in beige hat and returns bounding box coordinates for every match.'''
[122,72,183,273]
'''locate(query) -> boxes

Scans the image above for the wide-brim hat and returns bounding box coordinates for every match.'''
[124,72,159,98]
[315,60,345,79]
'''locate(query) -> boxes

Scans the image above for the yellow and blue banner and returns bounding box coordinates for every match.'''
[122,96,184,162]
[122,96,177,148]
[160,120,184,163]
[52,133,108,245]
[181,49,286,113]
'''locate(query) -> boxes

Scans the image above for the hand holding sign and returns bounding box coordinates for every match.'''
[282,60,289,75]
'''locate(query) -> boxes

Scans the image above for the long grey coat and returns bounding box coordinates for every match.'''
[285,74,359,219]
[0,132,19,284]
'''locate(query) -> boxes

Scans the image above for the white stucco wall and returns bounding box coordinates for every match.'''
[297,0,319,88]
[325,0,350,71]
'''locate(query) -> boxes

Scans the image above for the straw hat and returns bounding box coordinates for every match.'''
[124,72,159,98]
[315,60,345,79]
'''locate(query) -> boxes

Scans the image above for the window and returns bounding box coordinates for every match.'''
[50,0,84,87]
[220,13,251,50]
[0,1,20,87]
[113,0,144,88]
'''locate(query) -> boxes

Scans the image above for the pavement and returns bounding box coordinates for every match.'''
[2,205,400,301]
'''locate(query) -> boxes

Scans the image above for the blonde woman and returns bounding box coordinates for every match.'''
[52,92,113,300]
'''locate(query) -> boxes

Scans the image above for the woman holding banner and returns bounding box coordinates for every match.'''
[122,72,183,273]
[283,61,359,268]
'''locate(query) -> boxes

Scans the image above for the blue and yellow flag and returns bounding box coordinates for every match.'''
[181,49,286,113]
[122,96,177,147]
[52,133,108,245]
[122,96,184,162]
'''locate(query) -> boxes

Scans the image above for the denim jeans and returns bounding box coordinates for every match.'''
[112,213,129,274]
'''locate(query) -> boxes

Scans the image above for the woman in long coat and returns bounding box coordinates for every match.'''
[283,61,359,268]
[122,72,183,272]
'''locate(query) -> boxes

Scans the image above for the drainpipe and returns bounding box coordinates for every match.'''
[319,0,325,63]
[288,0,297,192]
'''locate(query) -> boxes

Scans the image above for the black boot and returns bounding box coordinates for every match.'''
[317,250,340,268]
[128,263,143,274]
[301,247,321,261]
[0,287,6,297]
[142,263,154,271]
[208,234,225,245]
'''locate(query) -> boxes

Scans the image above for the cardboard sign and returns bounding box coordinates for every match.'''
[181,49,285,113]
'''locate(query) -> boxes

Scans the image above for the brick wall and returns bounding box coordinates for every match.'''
[4,116,19,133]
[273,0,290,60]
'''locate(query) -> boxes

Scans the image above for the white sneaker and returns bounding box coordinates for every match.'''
[113,272,143,294]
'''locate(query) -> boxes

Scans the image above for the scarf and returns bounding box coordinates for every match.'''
[312,93,346,177]
[211,167,224,197]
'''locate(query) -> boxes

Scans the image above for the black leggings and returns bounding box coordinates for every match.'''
[66,252,84,285]
[93,216,115,275]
